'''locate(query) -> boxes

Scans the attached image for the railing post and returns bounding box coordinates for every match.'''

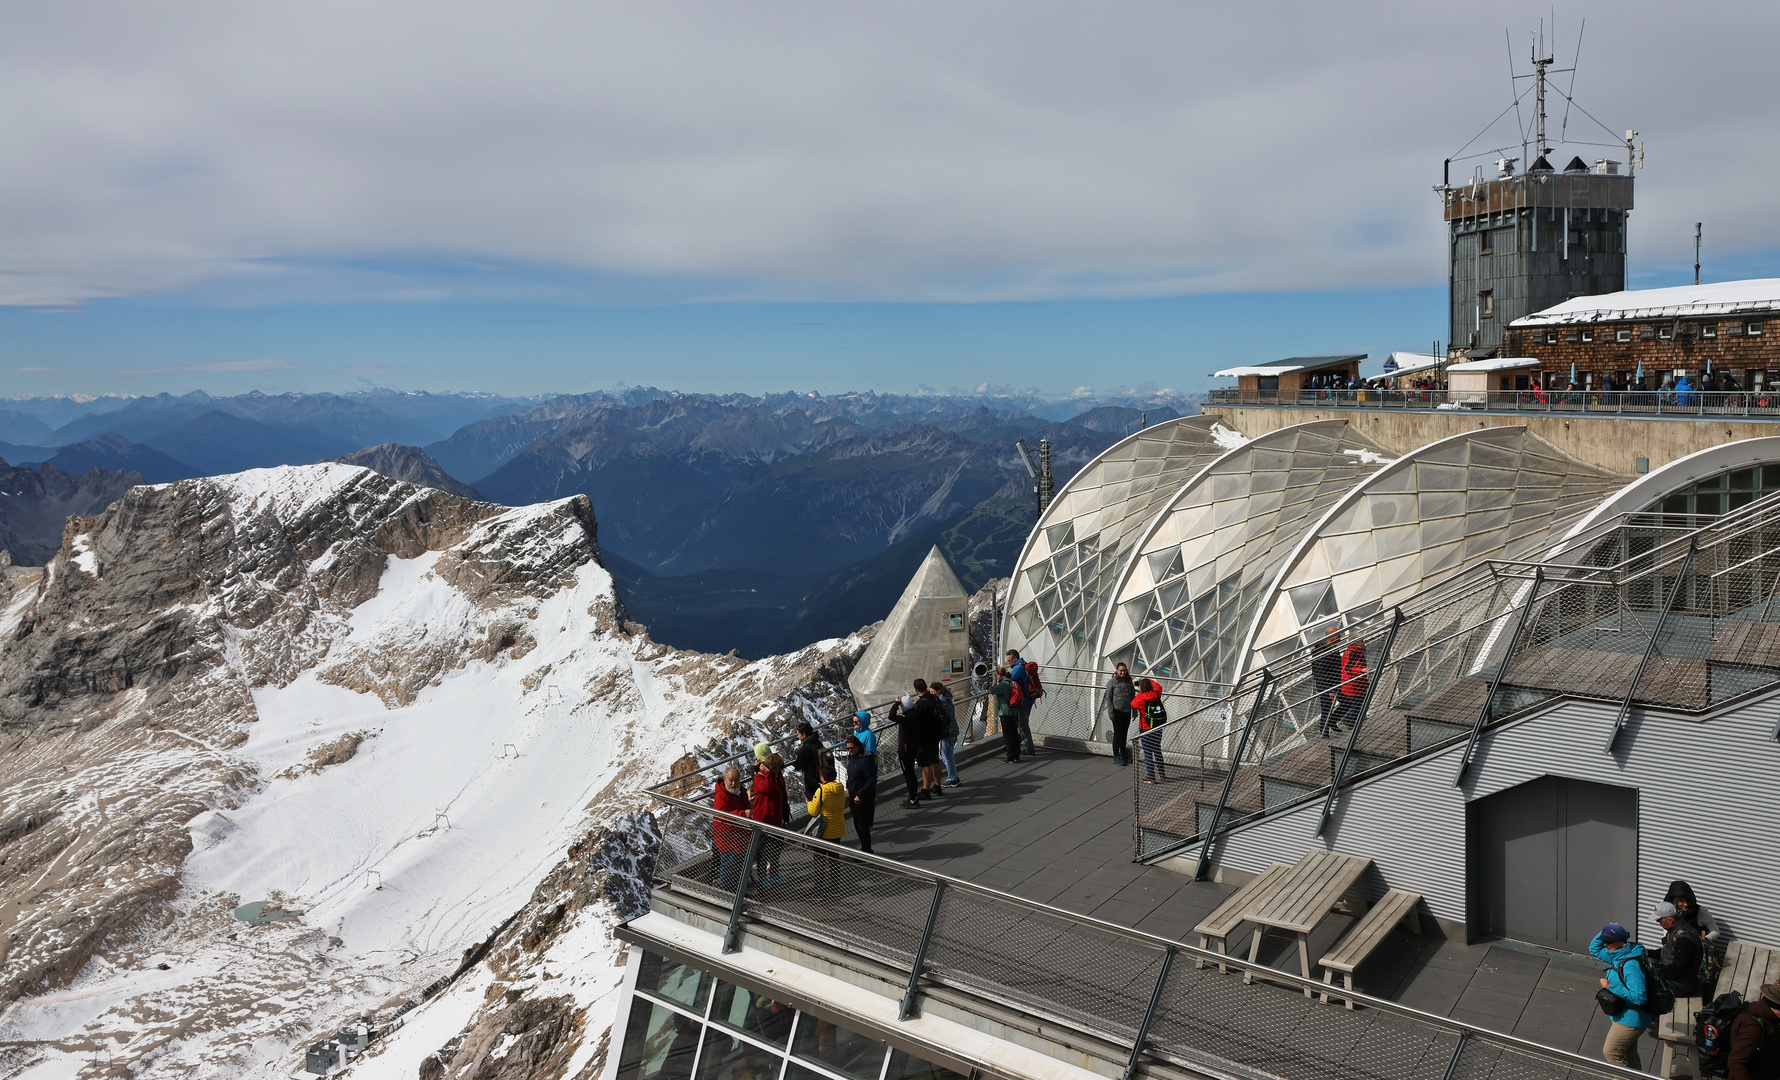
[1316,609,1403,838]
[1455,568,1542,786]
[1191,670,1271,881]
[899,880,947,1020]
[1608,539,1697,752]
[1121,946,1176,1080]
[722,826,767,953]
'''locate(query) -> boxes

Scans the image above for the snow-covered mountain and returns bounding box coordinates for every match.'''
[0,464,865,1079]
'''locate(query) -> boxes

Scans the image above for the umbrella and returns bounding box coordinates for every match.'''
[1636,360,1644,384]
[1570,362,1577,385]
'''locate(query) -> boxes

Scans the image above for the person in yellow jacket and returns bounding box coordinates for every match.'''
[805,759,847,841]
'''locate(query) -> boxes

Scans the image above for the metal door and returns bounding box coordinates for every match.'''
[1468,776,1638,953]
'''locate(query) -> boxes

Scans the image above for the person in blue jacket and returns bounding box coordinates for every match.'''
[1591,922,1656,1069]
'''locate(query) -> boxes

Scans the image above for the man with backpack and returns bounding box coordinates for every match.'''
[1655,901,1705,997]
[930,678,960,786]
[989,666,1021,763]
[1005,650,1038,757]
[1729,982,1780,1080]
[1591,922,1666,1070]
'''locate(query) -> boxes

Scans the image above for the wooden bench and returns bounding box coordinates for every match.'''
[1317,888,1423,1009]
[1193,862,1290,973]
[1656,940,1780,1078]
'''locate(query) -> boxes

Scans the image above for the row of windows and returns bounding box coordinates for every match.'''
[1656,466,1780,519]
[1529,321,1765,344]
[616,952,965,1080]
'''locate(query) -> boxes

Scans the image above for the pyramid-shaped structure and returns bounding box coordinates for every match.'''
[848,546,971,708]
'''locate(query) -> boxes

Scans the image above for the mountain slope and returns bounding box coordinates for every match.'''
[338,443,481,499]
[43,432,199,483]
[0,459,144,565]
[141,410,357,475]
[0,464,865,1078]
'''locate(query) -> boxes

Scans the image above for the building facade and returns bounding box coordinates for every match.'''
[1507,278,1780,391]
[1443,159,1632,355]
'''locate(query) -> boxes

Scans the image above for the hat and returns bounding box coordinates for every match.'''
[1599,923,1631,943]
[1763,982,1780,1006]
[1654,902,1679,921]
[754,742,771,762]
[900,694,916,709]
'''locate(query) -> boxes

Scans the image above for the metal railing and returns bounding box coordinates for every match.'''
[1135,490,1780,868]
[1208,386,1780,418]
[647,796,1644,1080]
[1020,666,1234,748]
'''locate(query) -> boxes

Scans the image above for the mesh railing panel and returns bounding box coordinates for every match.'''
[1137,495,1780,864]
[651,798,1635,1080]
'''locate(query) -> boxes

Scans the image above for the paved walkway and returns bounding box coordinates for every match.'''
[866,749,1653,1071]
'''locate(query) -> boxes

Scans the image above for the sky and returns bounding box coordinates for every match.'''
[3,1,1777,398]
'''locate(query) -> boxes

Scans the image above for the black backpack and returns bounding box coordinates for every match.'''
[1607,953,1676,1019]
[1697,993,1750,1078]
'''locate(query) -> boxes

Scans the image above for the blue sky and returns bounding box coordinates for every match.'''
[3,2,1776,399]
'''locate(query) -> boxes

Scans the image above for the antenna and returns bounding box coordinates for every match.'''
[1695,223,1703,285]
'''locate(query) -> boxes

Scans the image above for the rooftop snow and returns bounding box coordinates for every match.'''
[1512,278,1780,326]
[1446,356,1543,373]
[1211,354,1364,379]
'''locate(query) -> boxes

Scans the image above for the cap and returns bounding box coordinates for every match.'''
[1599,923,1631,943]
[1763,982,1780,1006]
[754,742,771,761]
[901,694,916,709]
[1654,902,1679,921]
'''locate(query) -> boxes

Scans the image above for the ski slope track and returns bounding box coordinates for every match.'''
[0,464,867,1080]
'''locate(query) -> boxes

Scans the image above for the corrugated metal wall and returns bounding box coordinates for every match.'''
[1210,691,1780,940]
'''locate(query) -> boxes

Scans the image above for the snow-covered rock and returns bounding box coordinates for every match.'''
[0,464,865,1079]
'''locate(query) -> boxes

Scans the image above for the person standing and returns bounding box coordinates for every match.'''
[1130,677,1169,783]
[908,679,946,797]
[805,760,847,842]
[792,722,822,802]
[931,678,961,786]
[844,735,877,854]
[1728,982,1780,1080]
[749,752,789,886]
[1309,626,1343,737]
[1331,635,1368,732]
[886,695,925,808]
[1006,650,1036,756]
[990,666,1021,763]
[1591,922,1656,1070]
[713,767,753,892]
[1103,663,1135,765]
[851,711,878,756]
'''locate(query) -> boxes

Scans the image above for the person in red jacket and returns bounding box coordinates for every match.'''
[1131,677,1169,783]
[713,767,752,892]
[1330,636,1368,732]
[749,751,789,886]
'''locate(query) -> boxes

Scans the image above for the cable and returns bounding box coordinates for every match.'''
[1449,82,1536,161]
[1559,19,1585,142]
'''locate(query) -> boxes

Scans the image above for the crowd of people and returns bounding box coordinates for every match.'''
[1588,881,1777,1080]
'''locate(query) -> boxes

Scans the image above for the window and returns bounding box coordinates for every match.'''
[1480,290,1494,317]
[1704,323,1719,339]
[1545,331,1559,345]
[1581,328,1595,343]
[1750,321,1765,337]
[946,613,965,632]
[1657,325,1672,341]
[1642,326,1658,340]
[1615,328,1631,343]
[1480,232,1494,255]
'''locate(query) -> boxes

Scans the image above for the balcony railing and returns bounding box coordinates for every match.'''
[1207,386,1780,417]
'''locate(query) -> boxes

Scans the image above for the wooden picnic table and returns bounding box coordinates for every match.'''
[1242,850,1373,996]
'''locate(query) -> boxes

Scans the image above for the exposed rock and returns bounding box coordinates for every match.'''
[338,442,482,500]
[0,458,143,566]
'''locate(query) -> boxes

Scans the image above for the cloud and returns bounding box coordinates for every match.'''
[111,359,291,375]
[1,2,1776,308]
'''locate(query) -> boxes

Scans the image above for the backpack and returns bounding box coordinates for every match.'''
[1143,697,1167,727]
[1633,953,1678,1018]
[1025,662,1045,700]
[1700,933,1728,997]
[1008,679,1026,707]
[1697,992,1748,1078]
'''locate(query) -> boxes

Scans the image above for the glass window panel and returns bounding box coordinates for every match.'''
[699,1031,785,1080]
[883,1050,966,1080]
[616,997,702,1080]
[1731,468,1757,490]
[789,1015,885,1080]
[636,952,711,1013]
[1139,625,1169,663]
[710,980,796,1048]
[1157,578,1189,615]
[1044,521,1075,551]
[1024,564,1053,593]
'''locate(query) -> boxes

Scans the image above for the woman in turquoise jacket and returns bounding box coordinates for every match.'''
[1590,923,1656,1069]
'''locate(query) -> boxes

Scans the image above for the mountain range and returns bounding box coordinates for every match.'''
[0,388,1193,654]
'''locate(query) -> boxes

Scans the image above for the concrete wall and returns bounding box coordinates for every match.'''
[1204,405,1776,476]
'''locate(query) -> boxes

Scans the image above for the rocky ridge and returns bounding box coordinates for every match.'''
[0,464,866,1079]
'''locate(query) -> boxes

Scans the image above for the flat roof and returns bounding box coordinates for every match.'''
[1212,354,1365,378]
[1381,353,1446,378]
[1512,278,1780,326]
[1446,356,1543,373]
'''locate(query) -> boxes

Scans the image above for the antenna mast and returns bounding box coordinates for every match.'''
[1695,223,1703,285]
[1531,29,1554,157]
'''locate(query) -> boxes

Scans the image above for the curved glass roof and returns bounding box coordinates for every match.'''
[1238,426,1628,673]
[1003,416,1233,670]
[1096,420,1393,686]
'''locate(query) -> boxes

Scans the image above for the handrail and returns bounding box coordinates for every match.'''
[1208,386,1780,418]
[647,792,1649,1080]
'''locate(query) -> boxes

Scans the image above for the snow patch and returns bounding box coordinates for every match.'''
[1210,423,1250,451]
[1342,448,1397,466]
[68,532,97,577]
